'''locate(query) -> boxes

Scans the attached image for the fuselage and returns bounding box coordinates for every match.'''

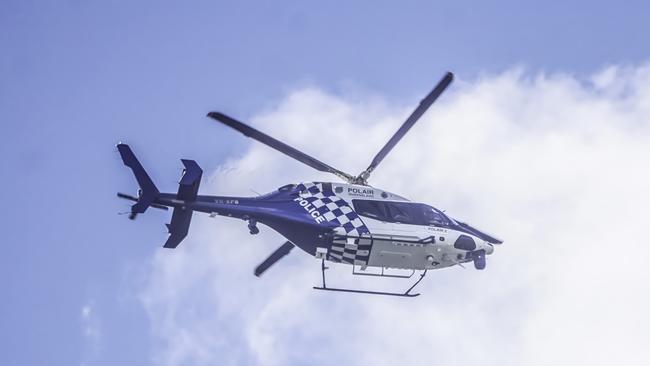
[154,182,502,271]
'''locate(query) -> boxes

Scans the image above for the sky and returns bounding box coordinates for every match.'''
[1,1,650,365]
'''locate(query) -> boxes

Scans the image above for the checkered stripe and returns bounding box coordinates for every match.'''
[328,233,372,265]
[295,182,372,265]
[295,182,370,236]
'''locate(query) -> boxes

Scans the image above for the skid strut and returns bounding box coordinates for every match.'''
[313,259,427,298]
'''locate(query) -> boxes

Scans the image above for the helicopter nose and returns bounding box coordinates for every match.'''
[485,242,494,255]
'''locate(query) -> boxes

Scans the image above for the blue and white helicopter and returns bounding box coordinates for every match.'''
[117,72,503,297]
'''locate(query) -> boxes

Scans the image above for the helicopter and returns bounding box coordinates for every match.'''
[117,72,503,297]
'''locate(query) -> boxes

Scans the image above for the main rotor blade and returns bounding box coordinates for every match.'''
[357,72,454,183]
[208,112,356,183]
[254,241,294,277]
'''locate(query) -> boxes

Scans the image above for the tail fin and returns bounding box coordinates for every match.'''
[164,159,203,248]
[117,144,159,214]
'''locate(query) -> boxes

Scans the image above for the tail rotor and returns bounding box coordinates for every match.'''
[116,143,202,249]
[116,191,168,220]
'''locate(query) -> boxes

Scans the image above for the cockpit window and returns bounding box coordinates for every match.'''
[352,200,391,221]
[353,200,449,226]
[386,202,416,224]
[421,206,449,226]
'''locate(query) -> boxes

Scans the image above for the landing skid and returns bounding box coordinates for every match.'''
[312,259,427,298]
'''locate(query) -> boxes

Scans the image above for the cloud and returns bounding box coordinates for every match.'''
[139,65,650,366]
[80,301,102,364]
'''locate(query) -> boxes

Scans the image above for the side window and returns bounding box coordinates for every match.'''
[353,200,447,226]
[353,200,390,221]
[387,202,416,224]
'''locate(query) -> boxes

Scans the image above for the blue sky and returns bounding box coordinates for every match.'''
[2,1,650,365]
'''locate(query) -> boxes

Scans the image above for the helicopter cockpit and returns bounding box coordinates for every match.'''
[352,199,450,227]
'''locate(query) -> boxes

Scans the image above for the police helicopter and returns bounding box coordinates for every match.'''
[117,72,503,297]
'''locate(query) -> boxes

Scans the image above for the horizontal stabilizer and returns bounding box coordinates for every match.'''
[163,159,203,249]
[177,159,202,201]
[164,208,192,248]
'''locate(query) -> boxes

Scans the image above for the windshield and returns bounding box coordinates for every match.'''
[420,205,449,226]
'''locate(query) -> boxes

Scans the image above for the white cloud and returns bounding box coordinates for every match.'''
[80,301,102,364]
[139,65,650,366]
